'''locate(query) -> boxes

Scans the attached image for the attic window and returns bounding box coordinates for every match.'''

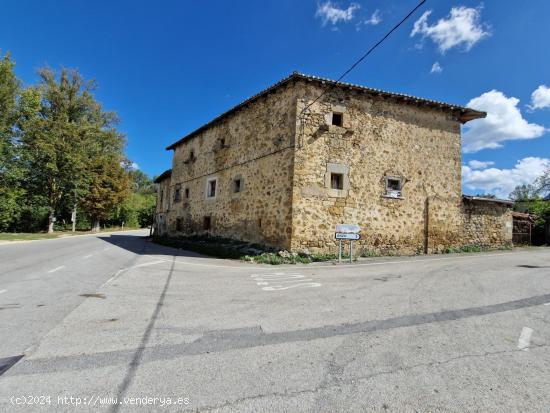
[385,177,403,198]
[331,173,344,190]
[331,112,343,127]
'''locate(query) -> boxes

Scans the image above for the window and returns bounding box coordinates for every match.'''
[203,216,211,230]
[185,188,189,198]
[331,173,344,190]
[233,178,241,193]
[385,177,403,198]
[175,218,183,231]
[173,184,181,202]
[206,178,217,198]
[331,112,343,127]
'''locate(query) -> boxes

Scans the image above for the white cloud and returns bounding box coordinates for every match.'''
[316,1,359,26]
[411,6,490,53]
[365,9,381,26]
[130,162,139,170]
[462,157,550,199]
[529,85,550,110]
[430,62,442,74]
[468,160,494,169]
[463,90,546,153]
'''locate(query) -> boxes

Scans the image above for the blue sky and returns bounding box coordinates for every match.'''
[2,0,549,198]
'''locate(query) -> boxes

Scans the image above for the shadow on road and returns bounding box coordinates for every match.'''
[97,233,218,260]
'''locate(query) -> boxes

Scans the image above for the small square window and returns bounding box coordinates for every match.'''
[331,173,344,190]
[203,216,211,230]
[233,178,241,193]
[332,112,343,127]
[206,178,217,198]
[385,177,403,198]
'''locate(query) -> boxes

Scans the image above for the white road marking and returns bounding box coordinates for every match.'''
[518,327,533,350]
[251,272,322,291]
[83,254,93,259]
[103,260,168,285]
[0,289,7,294]
[543,302,550,306]
[47,266,65,273]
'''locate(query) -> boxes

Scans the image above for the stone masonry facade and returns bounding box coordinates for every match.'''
[155,73,513,254]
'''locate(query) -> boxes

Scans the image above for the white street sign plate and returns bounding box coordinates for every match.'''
[335,224,361,234]
[335,233,360,240]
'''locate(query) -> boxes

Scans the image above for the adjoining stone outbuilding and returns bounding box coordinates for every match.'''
[154,72,513,254]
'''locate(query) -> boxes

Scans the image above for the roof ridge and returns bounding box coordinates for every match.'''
[166,72,486,150]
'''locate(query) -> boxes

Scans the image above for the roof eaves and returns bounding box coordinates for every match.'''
[462,195,514,206]
[154,169,172,184]
[166,72,487,150]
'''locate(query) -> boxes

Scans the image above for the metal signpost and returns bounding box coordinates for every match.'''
[335,224,361,263]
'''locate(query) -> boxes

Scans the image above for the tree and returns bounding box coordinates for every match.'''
[0,52,22,231]
[509,184,538,202]
[80,157,129,232]
[536,168,550,198]
[19,67,128,232]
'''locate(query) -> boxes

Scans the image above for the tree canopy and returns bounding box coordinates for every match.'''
[0,53,155,233]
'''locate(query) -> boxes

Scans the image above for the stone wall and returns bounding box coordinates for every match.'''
[461,198,513,247]
[154,177,171,236]
[165,82,297,249]
[160,77,512,255]
[290,80,465,254]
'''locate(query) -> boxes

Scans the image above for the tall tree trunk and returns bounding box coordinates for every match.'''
[91,218,101,233]
[47,209,55,233]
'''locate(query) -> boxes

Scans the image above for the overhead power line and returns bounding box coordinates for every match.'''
[299,0,428,118]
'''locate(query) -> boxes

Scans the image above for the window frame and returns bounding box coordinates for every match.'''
[384,176,404,198]
[205,177,218,199]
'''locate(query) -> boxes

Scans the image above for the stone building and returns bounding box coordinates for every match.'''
[154,72,513,254]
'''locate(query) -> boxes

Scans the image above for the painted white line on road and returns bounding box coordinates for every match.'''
[0,289,7,294]
[103,260,168,285]
[518,327,533,350]
[544,302,550,306]
[251,272,322,291]
[83,254,93,259]
[47,266,65,273]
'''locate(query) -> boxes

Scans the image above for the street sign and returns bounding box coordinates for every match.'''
[335,233,360,240]
[335,224,361,234]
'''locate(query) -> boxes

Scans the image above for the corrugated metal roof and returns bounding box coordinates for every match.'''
[166,72,487,150]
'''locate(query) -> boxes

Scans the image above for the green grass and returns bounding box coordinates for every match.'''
[0,227,143,242]
[443,243,512,254]
[0,232,62,241]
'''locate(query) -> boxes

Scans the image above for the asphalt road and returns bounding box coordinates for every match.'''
[1,232,549,412]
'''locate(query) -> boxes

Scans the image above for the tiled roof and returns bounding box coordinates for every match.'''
[166,72,487,150]
[153,169,172,183]
[462,195,514,206]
